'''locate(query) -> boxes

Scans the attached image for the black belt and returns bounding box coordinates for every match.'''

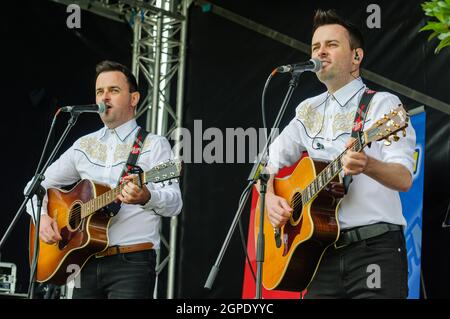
[334,222,403,249]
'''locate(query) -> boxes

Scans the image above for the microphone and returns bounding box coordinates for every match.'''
[276,58,322,73]
[60,102,106,114]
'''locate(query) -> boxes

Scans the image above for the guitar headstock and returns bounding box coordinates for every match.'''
[364,104,409,146]
[145,159,183,184]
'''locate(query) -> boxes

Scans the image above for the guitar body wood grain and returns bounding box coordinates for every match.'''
[255,157,341,291]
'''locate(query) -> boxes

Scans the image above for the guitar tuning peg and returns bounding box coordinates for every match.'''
[383,114,389,120]
[161,182,166,187]
[392,134,400,142]
[384,137,392,146]
[168,180,173,185]
[402,129,407,137]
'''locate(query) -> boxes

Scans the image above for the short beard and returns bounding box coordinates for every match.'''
[316,70,335,83]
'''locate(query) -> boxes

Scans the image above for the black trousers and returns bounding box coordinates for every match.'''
[72,250,156,299]
[304,230,408,299]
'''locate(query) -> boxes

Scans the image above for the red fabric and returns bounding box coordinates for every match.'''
[242,153,308,299]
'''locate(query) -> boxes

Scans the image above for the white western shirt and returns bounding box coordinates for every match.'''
[268,78,416,229]
[26,118,182,248]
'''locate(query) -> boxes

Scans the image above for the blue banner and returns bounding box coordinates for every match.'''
[400,110,425,299]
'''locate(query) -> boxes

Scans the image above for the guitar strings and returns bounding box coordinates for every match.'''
[67,168,178,226]
[290,138,361,209]
[289,138,362,211]
[68,172,147,224]
[68,184,125,224]
[67,171,148,226]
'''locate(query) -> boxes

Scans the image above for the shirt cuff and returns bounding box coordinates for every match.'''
[140,188,161,210]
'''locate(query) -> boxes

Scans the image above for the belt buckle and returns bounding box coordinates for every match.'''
[95,246,119,258]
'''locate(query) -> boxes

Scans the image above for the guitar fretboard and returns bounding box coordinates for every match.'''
[79,161,179,218]
[80,175,141,219]
[301,138,363,205]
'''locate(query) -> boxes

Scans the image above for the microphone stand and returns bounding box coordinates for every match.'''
[0,111,80,298]
[204,71,302,298]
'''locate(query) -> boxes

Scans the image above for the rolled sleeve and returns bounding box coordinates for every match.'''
[139,136,183,217]
[370,93,417,176]
[140,183,182,217]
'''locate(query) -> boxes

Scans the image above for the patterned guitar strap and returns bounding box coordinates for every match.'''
[343,89,377,193]
[105,127,149,216]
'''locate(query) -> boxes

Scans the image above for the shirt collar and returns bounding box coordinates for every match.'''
[98,118,139,142]
[330,78,365,107]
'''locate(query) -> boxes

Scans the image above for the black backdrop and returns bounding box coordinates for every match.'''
[1,0,449,298]
[180,0,450,298]
[1,0,133,294]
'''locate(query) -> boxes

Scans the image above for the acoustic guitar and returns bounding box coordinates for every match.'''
[255,105,409,291]
[29,160,182,285]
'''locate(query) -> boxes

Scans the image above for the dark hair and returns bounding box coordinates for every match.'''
[95,60,138,93]
[312,9,364,50]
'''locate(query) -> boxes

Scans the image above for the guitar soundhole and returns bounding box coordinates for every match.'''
[291,192,303,223]
[68,203,82,231]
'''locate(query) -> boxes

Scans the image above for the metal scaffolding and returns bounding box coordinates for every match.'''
[129,0,189,299]
[50,0,190,298]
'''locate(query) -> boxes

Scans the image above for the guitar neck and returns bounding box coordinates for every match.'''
[299,105,409,205]
[80,175,142,219]
[79,160,180,218]
[302,138,365,204]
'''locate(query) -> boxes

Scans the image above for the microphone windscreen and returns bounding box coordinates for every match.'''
[310,58,322,72]
[97,102,106,114]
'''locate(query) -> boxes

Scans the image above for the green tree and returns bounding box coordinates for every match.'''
[420,0,450,53]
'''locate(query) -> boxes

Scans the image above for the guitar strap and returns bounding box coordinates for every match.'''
[106,127,149,216]
[343,89,376,193]
[117,127,149,186]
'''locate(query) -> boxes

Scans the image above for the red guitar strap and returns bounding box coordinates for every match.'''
[105,127,149,217]
[343,89,376,193]
[117,127,149,186]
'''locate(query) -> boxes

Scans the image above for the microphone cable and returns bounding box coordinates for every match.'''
[261,71,275,143]
[27,109,61,298]
[235,70,276,286]
[29,108,62,224]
